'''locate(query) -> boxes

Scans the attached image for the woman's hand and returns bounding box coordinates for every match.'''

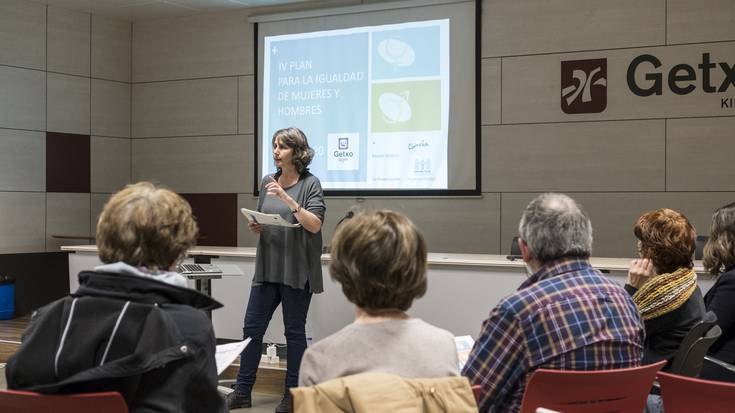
[264,176,322,234]
[265,177,293,205]
[248,222,263,234]
[628,258,655,288]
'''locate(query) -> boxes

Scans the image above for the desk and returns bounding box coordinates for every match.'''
[62,246,715,344]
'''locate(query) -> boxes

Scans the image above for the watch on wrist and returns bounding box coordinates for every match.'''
[291,204,301,214]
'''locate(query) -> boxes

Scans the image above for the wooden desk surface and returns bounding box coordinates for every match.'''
[61,245,707,273]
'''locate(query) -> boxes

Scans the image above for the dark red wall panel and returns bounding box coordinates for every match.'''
[181,193,238,247]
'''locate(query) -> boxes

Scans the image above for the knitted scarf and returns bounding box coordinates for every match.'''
[632,267,697,321]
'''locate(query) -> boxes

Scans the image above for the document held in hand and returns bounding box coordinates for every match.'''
[240,208,301,228]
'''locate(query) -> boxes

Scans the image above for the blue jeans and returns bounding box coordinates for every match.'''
[235,282,312,392]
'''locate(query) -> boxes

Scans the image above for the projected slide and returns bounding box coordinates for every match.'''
[262,19,450,190]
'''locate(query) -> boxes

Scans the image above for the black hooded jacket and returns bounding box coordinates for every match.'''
[6,270,225,413]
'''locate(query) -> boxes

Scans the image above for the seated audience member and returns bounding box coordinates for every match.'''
[702,203,735,375]
[298,210,459,386]
[463,193,645,413]
[6,182,224,413]
[625,208,705,366]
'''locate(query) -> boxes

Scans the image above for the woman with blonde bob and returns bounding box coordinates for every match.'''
[7,182,225,412]
[625,208,705,366]
[298,210,459,386]
[701,202,735,378]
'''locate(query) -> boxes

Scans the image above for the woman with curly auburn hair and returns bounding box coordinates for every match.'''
[701,202,735,379]
[297,210,459,387]
[7,182,225,413]
[229,127,326,412]
[625,208,705,367]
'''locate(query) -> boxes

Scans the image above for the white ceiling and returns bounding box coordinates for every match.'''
[32,0,321,22]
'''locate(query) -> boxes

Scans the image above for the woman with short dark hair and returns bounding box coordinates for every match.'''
[228,127,326,412]
[702,202,735,377]
[625,208,706,366]
[297,210,459,386]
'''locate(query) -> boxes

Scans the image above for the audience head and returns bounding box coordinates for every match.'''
[634,208,696,274]
[329,210,427,315]
[518,193,593,264]
[703,202,735,275]
[96,182,198,271]
[272,127,314,174]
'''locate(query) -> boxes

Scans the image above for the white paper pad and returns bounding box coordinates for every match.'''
[455,335,475,371]
[240,208,301,228]
[216,338,251,375]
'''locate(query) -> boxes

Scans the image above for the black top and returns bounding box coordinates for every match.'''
[6,271,225,413]
[705,268,735,363]
[625,283,706,367]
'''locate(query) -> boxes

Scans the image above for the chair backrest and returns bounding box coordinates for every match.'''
[471,384,482,403]
[0,390,128,413]
[700,356,735,383]
[658,370,735,413]
[669,323,722,377]
[518,360,667,413]
[668,311,717,374]
[695,235,708,260]
[508,236,522,259]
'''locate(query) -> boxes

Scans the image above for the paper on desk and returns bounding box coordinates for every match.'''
[216,338,251,375]
[240,208,301,228]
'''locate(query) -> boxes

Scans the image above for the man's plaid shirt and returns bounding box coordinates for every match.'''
[462,257,645,413]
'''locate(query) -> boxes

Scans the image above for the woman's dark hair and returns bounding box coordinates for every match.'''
[329,210,427,314]
[634,208,696,274]
[272,127,314,174]
[703,202,735,276]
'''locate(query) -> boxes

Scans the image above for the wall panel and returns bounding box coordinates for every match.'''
[668,0,735,45]
[91,79,131,138]
[132,11,252,82]
[0,192,46,253]
[46,192,91,252]
[92,16,131,82]
[132,77,238,138]
[482,0,665,57]
[47,7,90,77]
[91,136,130,193]
[0,0,46,70]
[667,117,735,191]
[47,73,91,135]
[0,129,45,192]
[0,66,45,131]
[132,134,251,193]
[482,121,665,192]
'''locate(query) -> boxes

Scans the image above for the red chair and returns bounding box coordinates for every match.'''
[0,390,128,413]
[518,360,666,413]
[658,370,735,413]
[471,384,482,404]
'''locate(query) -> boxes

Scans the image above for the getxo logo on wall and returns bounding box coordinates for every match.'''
[560,52,735,113]
[561,59,608,114]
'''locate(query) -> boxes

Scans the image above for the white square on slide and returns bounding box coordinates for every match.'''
[327,133,359,170]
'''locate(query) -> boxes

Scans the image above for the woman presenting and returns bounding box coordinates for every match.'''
[228,127,325,412]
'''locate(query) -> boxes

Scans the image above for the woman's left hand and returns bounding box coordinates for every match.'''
[628,258,655,288]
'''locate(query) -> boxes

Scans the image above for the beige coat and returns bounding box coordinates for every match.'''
[291,372,479,413]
